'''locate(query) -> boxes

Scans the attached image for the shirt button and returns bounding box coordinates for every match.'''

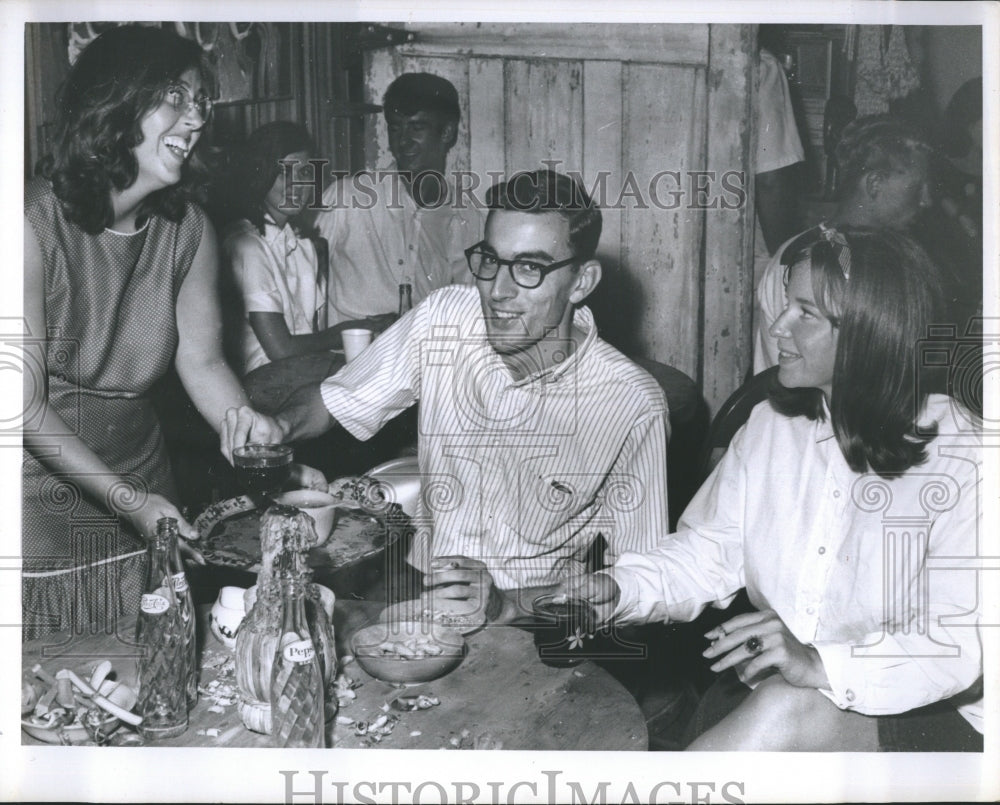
[833,490,841,498]
[818,546,826,555]
[845,689,856,702]
[806,606,815,615]
[398,258,404,265]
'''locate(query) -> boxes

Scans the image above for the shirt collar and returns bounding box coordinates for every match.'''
[262,213,299,253]
[380,161,456,211]
[815,395,836,443]
[507,304,599,387]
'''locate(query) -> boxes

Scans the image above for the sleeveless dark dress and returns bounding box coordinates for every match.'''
[22,178,204,639]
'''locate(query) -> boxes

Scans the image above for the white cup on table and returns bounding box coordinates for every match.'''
[342,328,373,362]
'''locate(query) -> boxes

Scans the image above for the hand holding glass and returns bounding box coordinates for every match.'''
[233,443,293,506]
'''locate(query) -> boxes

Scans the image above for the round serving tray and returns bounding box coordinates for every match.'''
[193,494,410,573]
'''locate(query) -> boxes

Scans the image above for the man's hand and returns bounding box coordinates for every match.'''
[423,555,497,621]
[220,406,288,463]
[702,609,829,689]
[558,572,621,627]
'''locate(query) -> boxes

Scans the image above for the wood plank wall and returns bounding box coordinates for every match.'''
[363,24,755,415]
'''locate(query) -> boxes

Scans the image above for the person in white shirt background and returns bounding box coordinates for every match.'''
[565,225,983,752]
[314,72,484,326]
[221,121,393,376]
[753,38,806,285]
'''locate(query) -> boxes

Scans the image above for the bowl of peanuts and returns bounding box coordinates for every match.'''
[350,620,466,684]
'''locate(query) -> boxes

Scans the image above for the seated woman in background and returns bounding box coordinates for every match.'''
[567,226,983,752]
[222,121,393,376]
[23,25,284,638]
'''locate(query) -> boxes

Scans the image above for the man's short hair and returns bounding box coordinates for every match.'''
[835,114,932,197]
[383,72,460,122]
[486,170,603,262]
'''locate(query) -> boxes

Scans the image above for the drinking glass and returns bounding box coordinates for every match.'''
[233,443,293,507]
[531,594,598,668]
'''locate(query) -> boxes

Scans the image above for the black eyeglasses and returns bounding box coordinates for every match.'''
[465,242,577,289]
[163,83,214,121]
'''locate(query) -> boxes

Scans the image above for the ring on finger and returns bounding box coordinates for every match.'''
[744,635,764,656]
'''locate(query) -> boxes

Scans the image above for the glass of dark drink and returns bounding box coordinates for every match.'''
[233,443,293,507]
[531,594,598,668]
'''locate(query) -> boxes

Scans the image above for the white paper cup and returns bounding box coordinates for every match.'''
[342,328,373,362]
[275,488,339,543]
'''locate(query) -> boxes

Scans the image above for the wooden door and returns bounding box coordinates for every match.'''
[363,23,756,415]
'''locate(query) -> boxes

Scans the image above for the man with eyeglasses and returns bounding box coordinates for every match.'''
[224,170,669,616]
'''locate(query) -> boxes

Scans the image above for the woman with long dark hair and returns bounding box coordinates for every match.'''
[23,25,283,638]
[221,121,393,375]
[568,226,983,751]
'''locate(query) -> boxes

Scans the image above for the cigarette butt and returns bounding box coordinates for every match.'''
[32,664,58,687]
[56,677,75,708]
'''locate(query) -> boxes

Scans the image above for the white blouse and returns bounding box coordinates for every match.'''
[609,395,984,730]
[223,216,324,374]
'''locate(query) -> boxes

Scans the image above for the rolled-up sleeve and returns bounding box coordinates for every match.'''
[228,234,284,314]
[319,296,426,440]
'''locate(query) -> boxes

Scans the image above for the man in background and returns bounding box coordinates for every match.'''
[315,72,484,325]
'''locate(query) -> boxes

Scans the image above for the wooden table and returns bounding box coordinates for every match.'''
[22,604,648,751]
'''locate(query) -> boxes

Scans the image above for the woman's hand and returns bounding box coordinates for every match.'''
[122,494,206,565]
[220,406,288,463]
[290,463,328,491]
[703,609,828,689]
[559,572,621,627]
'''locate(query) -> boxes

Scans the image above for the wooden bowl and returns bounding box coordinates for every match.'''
[350,621,466,685]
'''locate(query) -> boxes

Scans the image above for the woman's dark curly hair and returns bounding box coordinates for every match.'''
[229,121,315,235]
[769,226,948,478]
[42,24,212,234]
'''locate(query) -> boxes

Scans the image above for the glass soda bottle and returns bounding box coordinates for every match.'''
[303,570,338,726]
[136,526,188,740]
[398,278,413,316]
[269,569,326,747]
[160,517,198,710]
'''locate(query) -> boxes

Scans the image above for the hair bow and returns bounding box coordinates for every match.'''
[817,222,852,279]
